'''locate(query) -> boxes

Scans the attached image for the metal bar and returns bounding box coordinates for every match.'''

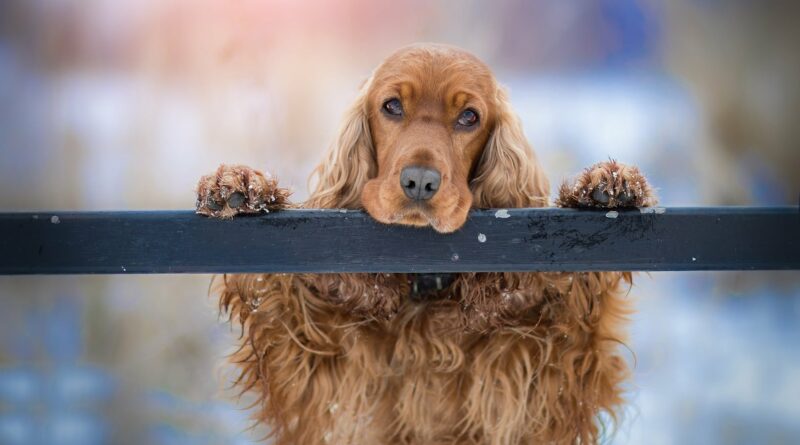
[0,207,798,274]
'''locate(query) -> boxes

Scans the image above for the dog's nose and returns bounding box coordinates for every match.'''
[400,166,441,201]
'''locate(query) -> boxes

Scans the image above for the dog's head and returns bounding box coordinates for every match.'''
[308,44,549,232]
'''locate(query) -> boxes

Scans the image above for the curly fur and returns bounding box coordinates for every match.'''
[216,271,633,445]
[203,44,655,445]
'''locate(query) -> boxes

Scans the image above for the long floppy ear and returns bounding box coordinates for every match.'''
[471,86,550,208]
[305,77,376,209]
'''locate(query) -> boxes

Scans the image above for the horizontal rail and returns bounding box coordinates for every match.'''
[0,207,798,274]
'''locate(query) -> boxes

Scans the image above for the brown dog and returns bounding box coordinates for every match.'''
[196,43,655,445]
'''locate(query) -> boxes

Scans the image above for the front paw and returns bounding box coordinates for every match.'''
[556,160,656,208]
[196,164,291,218]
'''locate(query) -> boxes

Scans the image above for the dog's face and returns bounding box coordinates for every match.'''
[360,47,497,233]
[308,44,549,231]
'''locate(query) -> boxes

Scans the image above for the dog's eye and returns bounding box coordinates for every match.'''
[457,108,479,128]
[382,98,404,117]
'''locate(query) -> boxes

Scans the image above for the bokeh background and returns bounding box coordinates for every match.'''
[1,1,799,444]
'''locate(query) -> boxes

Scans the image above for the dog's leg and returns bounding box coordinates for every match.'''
[556,160,656,209]
[196,164,291,218]
[218,273,352,445]
[547,160,655,443]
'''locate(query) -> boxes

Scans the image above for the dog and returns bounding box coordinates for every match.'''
[196,43,656,445]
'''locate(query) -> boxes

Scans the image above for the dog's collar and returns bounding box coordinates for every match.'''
[407,273,457,302]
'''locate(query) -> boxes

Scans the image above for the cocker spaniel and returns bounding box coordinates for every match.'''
[196,43,656,445]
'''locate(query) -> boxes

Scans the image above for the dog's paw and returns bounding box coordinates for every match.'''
[196,164,291,218]
[556,160,656,208]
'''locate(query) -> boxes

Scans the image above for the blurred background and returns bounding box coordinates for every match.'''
[1,0,799,443]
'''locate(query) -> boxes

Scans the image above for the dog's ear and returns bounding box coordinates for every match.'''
[306,77,376,209]
[471,86,549,208]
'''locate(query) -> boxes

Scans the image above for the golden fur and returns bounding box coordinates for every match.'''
[197,44,656,444]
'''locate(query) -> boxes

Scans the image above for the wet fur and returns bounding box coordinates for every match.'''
[201,44,655,444]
